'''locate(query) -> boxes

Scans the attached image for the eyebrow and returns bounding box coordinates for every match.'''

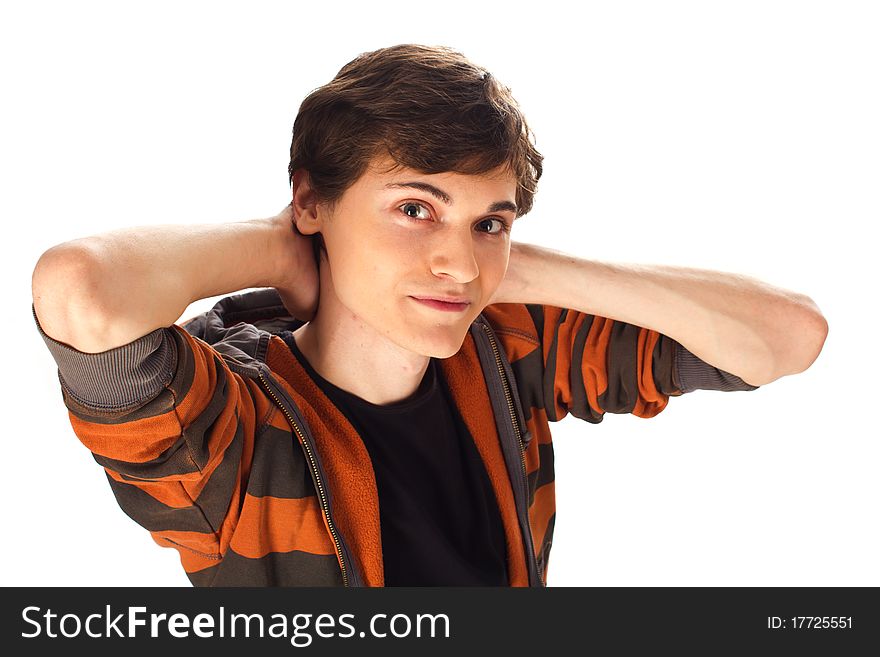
[384,181,518,215]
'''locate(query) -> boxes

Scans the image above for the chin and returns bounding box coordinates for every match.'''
[405,331,467,360]
[426,343,464,359]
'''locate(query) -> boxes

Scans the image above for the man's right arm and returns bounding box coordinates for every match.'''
[30,207,317,582]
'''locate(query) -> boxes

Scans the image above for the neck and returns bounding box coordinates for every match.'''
[291,274,430,407]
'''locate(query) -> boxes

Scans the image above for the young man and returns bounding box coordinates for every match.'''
[31,44,828,587]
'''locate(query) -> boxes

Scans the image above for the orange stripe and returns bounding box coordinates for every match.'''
[171,329,218,427]
[481,303,542,362]
[106,468,193,508]
[582,315,612,415]
[229,494,337,560]
[633,329,671,418]
[529,407,554,445]
[548,307,573,420]
[69,409,182,463]
[529,480,556,556]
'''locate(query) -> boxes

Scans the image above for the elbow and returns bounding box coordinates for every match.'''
[738,297,828,387]
[786,294,829,374]
[761,303,829,384]
[794,308,829,373]
[33,241,104,306]
[32,242,110,342]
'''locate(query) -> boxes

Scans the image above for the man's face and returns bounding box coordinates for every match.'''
[305,154,518,359]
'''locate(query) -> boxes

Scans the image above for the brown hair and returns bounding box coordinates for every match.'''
[288,43,544,262]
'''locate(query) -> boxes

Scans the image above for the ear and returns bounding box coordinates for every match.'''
[291,169,324,236]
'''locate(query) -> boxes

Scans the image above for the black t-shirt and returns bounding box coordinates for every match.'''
[282,333,509,586]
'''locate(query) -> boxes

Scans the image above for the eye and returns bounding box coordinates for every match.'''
[399,202,431,220]
[398,201,511,235]
[476,217,511,235]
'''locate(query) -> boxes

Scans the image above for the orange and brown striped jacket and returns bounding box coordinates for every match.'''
[33,288,759,586]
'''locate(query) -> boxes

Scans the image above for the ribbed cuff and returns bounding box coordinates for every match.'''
[674,341,760,393]
[32,303,178,410]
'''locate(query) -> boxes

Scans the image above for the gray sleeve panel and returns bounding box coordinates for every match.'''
[32,303,178,410]
[674,341,760,393]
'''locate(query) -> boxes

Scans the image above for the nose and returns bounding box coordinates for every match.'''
[429,228,479,283]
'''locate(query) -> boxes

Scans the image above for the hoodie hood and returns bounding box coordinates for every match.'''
[180,288,304,369]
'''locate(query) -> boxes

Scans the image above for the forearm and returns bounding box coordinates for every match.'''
[32,216,291,352]
[497,241,828,385]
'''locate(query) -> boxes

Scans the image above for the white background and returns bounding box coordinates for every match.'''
[2,0,876,587]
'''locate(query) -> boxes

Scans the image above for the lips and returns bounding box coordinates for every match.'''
[411,295,470,304]
[410,296,471,312]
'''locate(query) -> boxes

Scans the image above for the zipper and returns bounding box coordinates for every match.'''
[221,326,539,587]
[250,366,353,587]
[480,323,546,587]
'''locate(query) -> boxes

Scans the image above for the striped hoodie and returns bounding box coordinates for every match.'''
[32,288,759,586]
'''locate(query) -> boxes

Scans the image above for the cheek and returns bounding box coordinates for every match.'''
[329,230,411,308]
[362,233,417,287]
[476,246,510,290]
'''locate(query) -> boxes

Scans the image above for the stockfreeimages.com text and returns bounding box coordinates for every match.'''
[22,605,451,646]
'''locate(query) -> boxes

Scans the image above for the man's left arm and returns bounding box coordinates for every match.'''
[490,241,829,387]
